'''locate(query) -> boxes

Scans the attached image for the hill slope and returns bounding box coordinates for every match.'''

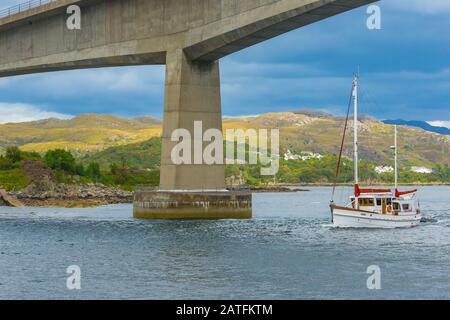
[1,112,449,167]
[0,114,161,156]
[223,112,450,167]
[81,137,161,169]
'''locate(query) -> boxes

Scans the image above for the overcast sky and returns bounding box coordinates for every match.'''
[0,0,449,128]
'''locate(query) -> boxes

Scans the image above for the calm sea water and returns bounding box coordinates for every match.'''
[0,186,449,300]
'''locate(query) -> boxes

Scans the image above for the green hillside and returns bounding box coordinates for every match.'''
[81,137,161,170]
[1,135,449,193]
[1,111,449,169]
[80,137,450,186]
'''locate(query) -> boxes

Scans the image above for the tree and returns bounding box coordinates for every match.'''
[86,162,101,181]
[44,149,76,173]
[5,146,21,163]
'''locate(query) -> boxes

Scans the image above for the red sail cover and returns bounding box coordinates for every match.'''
[355,184,391,197]
[395,189,417,198]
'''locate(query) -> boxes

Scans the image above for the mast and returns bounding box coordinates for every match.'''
[330,75,356,217]
[353,75,359,200]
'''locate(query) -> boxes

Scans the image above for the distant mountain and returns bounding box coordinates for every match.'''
[224,113,450,167]
[291,109,333,119]
[383,119,450,136]
[293,109,375,122]
[0,114,162,156]
[132,116,162,126]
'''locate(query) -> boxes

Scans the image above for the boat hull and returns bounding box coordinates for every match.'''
[332,207,421,229]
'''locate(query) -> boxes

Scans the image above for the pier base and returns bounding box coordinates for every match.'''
[133,190,252,220]
[133,50,253,220]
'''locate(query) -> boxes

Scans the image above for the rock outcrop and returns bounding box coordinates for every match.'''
[12,182,132,208]
[0,189,25,207]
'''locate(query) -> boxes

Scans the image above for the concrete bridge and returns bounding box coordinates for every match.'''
[0,0,376,218]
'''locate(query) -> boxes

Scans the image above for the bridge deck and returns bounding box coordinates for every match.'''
[0,0,82,30]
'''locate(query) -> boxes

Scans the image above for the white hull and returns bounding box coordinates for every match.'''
[332,208,421,229]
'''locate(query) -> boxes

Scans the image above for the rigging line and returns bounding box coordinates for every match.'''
[331,77,355,202]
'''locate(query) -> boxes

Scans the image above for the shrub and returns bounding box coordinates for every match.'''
[5,146,21,163]
[86,162,101,180]
[44,149,76,173]
[109,163,119,175]
[75,163,85,176]
[0,156,15,170]
[20,151,42,160]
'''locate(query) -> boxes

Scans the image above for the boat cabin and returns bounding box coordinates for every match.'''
[350,193,418,216]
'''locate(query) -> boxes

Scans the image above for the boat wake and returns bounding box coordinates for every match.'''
[420,216,438,223]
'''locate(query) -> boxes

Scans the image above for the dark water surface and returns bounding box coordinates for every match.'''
[0,187,449,299]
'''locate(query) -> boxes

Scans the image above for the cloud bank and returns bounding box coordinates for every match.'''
[0,103,73,124]
[428,121,450,129]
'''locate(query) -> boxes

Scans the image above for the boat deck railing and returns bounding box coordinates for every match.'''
[0,0,59,20]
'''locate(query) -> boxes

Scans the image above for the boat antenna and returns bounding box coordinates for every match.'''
[392,125,398,190]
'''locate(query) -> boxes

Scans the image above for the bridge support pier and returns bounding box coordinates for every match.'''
[133,50,252,219]
[160,49,225,190]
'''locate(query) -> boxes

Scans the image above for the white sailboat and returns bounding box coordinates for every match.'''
[330,75,422,228]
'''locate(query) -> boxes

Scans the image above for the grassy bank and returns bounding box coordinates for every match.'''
[0,168,29,191]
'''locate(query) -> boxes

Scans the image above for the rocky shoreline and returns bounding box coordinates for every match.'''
[0,183,310,208]
[249,186,309,193]
[11,182,133,208]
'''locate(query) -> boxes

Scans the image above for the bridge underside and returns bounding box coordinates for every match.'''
[0,0,377,218]
[0,0,376,77]
[185,0,376,62]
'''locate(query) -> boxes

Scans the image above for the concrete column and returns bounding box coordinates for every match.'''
[160,49,226,190]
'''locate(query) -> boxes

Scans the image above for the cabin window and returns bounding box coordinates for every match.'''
[387,198,392,205]
[393,202,400,211]
[402,204,411,211]
[359,198,375,206]
[376,199,382,206]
